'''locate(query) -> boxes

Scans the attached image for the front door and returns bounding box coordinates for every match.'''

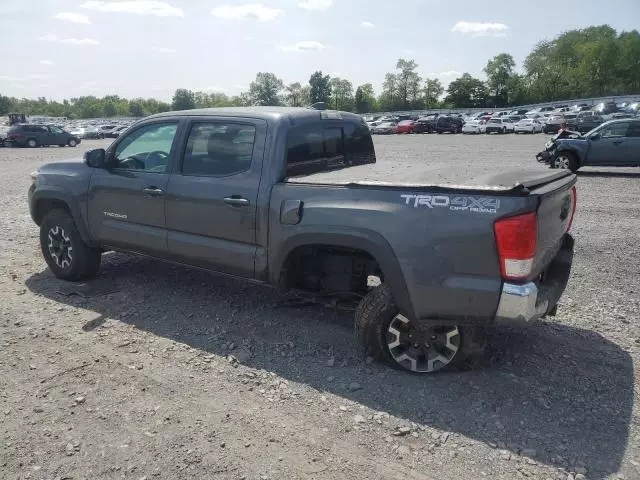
[48,126,65,145]
[88,121,180,256]
[586,121,630,166]
[165,118,266,278]
[621,121,640,166]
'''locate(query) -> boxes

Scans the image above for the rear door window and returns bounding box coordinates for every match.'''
[286,121,375,177]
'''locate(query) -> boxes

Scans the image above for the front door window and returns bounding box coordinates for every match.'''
[114,123,178,173]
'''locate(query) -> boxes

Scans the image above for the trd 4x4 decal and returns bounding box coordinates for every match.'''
[400,194,500,214]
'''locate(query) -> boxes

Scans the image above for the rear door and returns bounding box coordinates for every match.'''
[88,120,180,255]
[164,117,267,278]
[49,126,65,145]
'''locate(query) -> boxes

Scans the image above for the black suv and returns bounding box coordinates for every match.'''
[5,124,80,148]
[434,116,463,134]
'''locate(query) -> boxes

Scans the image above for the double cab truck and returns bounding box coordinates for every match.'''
[29,107,577,374]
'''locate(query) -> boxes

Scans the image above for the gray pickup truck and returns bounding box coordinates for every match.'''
[28,107,577,374]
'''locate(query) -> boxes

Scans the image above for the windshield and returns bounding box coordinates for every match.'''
[488,119,501,124]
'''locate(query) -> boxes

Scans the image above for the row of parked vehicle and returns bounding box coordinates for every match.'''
[0,121,131,148]
[364,100,640,137]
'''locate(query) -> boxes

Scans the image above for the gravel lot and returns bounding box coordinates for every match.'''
[1,134,639,480]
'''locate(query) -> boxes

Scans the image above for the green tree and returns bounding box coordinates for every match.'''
[330,78,354,111]
[354,84,376,113]
[423,78,443,108]
[172,88,196,110]
[484,53,516,106]
[0,94,13,115]
[445,74,489,108]
[308,71,332,105]
[378,73,400,111]
[248,72,283,106]
[285,82,304,106]
[103,102,117,117]
[129,99,144,117]
[395,59,422,109]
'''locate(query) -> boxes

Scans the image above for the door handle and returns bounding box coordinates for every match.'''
[223,196,250,207]
[612,140,623,145]
[142,187,164,196]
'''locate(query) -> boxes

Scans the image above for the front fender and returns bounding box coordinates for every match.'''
[270,226,415,320]
[29,186,92,245]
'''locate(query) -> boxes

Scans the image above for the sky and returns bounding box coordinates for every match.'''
[1,0,639,101]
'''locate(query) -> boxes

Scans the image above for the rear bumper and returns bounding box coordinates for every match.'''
[495,234,574,325]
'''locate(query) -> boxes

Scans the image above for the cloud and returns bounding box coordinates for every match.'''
[360,21,375,28]
[451,21,508,37]
[201,86,227,93]
[26,74,51,80]
[427,70,462,77]
[80,1,183,17]
[298,0,332,10]
[0,74,52,82]
[62,37,100,45]
[278,40,326,52]
[39,60,55,66]
[211,4,283,21]
[54,12,91,24]
[0,75,18,81]
[152,47,176,53]
[39,34,100,45]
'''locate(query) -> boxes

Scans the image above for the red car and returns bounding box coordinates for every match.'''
[393,120,417,134]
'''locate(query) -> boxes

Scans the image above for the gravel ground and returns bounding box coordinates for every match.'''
[1,134,639,480]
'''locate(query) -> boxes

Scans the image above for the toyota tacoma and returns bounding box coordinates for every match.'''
[29,106,577,373]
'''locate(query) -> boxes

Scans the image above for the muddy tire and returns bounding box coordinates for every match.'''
[354,285,484,373]
[40,209,101,281]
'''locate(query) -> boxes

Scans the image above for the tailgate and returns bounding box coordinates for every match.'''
[530,173,577,278]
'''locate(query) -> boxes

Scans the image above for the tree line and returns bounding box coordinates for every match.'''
[1,25,638,119]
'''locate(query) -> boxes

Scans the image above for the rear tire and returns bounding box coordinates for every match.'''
[68,139,77,147]
[40,209,101,281]
[354,285,482,373]
[27,138,38,148]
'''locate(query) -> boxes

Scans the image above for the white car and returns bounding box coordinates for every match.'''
[461,120,486,134]
[370,122,397,134]
[514,118,543,134]
[485,118,515,134]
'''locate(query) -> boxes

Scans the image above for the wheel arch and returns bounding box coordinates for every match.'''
[271,229,415,319]
[30,190,92,244]
[555,147,582,167]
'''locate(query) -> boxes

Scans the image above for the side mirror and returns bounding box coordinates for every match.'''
[84,148,107,168]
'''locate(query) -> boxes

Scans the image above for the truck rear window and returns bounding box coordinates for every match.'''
[286,121,375,178]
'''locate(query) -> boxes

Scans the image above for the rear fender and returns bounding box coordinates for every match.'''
[271,228,414,319]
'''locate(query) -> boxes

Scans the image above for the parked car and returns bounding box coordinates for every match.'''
[414,116,437,133]
[461,120,486,134]
[543,114,576,134]
[393,120,417,134]
[370,121,397,134]
[106,125,129,138]
[4,124,80,147]
[544,119,640,171]
[0,125,9,146]
[567,114,605,134]
[485,118,514,134]
[514,118,543,134]
[28,106,577,374]
[434,116,463,134]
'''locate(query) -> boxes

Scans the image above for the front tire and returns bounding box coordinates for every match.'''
[40,209,101,281]
[68,139,77,147]
[27,138,38,148]
[553,152,579,172]
[355,285,473,373]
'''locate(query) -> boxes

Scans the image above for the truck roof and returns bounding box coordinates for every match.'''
[149,106,364,125]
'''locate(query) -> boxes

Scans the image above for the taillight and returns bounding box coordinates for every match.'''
[494,212,538,280]
[567,185,577,232]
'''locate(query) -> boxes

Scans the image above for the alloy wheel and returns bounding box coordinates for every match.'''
[386,314,460,373]
[47,226,73,269]
[554,155,570,169]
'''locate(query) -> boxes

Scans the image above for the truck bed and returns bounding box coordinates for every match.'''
[286,162,573,195]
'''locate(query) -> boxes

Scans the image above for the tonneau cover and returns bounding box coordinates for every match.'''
[285,163,573,195]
